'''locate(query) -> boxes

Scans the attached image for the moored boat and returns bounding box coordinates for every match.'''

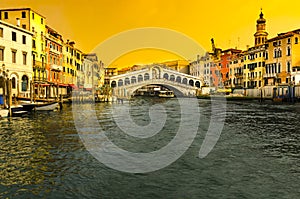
[0,109,8,118]
[22,101,60,111]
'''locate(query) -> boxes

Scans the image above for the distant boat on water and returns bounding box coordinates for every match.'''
[158,90,175,98]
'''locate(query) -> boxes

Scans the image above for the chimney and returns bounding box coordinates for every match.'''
[16,18,20,27]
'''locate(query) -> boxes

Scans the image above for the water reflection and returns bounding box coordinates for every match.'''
[0,117,51,196]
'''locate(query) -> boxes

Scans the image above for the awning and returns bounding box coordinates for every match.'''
[84,88,92,91]
[69,84,78,90]
[35,83,50,87]
[59,84,68,87]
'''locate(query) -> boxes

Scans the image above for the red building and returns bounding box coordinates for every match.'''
[219,49,242,87]
[45,25,63,85]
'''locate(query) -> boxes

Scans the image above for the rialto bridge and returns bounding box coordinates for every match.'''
[109,64,203,98]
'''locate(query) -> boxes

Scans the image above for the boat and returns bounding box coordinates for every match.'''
[0,105,29,117]
[22,101,60,112]
[158,90,175,98]
[0,109,8,118]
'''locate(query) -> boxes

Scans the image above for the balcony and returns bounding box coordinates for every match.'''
[33,61,46,68]
[50,64,63,71]
[263,73,277,78]
[234,73,243,78]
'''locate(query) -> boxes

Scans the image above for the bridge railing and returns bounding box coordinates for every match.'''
[116,78,199,89]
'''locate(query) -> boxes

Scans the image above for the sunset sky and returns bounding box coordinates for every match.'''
[1,0,300,68]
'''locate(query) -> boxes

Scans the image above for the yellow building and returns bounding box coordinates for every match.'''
[265,29,300,86]
[243,45,266,88]
[0,8,47,84]
[228,52,244,88]
[62,40,82,86]
[242,11,268,88]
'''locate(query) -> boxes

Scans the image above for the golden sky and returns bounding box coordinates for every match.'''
[1,0,300,68]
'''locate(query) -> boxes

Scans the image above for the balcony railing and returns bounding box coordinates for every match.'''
[234,73,243,77]
[50,64,63,71]
[33,77,46,82]
[33,60,46,68]
[263,73,277,78]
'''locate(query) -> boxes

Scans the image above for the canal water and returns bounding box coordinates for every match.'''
[0,98,299,198]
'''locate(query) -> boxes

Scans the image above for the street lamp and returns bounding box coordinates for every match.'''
[0,64,9,78]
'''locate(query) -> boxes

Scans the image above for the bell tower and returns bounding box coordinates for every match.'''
[254,9,268,46]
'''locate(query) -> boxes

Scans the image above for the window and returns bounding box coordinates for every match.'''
[22,35,26,44]
[12,31,17,41]
[0,48,4,61]
[296,37,298,44]
[287,46,291,56]
[32,39,36,48]
[22,11,26,18]
[12,50,16,63]
[33,54,36,66]
[23,52,27,65]
[288,38,291,44]
[32,13,34,19]
[287,62,291,73]
[0,28,3,37]
[4,12,8,19]
[12,77,16,89]
[41,18,43,24]
[22,24,26,29]
[278,63,281,73]
[21,75,28,91]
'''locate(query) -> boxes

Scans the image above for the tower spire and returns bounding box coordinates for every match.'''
[254,9,268,46]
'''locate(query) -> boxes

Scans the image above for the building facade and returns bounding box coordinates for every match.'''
[0,8,47,84]
[0,20,33,97]
[265,30,300,86]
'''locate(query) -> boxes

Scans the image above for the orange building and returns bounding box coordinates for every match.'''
[219,49,242,87]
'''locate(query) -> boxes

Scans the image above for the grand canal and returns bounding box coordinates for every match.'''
[0,98,299,198]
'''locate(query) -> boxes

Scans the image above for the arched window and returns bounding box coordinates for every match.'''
[182,78,187,84]
[195,81,200,88]
[287,46,291,56]
[189,79,194,86]
[21,75,28,91]
[12,77,16,89]
[287,61,291,73]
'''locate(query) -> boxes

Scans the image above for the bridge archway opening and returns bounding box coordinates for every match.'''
[163,73,169,80]
[152,67,161,79]
[138,74,143,82]
[182,78,187,84]
[144,73,150,80]
[132,83,184,97]
[131,76,137,84]
[176,76,181,83]
[111,80,117,88]
[170,75,175,81]
[195,81,200,88]
[118,79,123,86]
[125,77,130,85]
[189,79,194,87]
